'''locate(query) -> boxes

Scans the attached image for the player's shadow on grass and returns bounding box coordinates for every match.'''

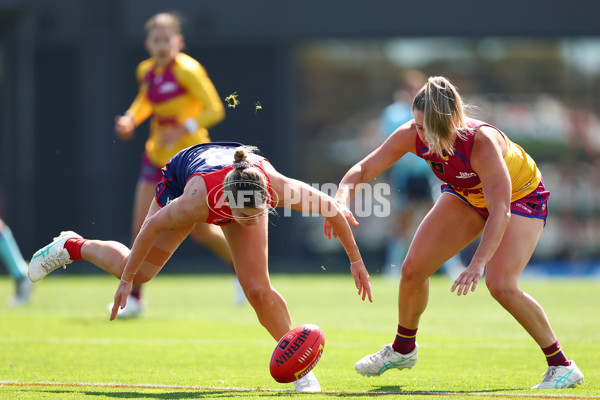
[367,385,520,394]
[31,389,252,399]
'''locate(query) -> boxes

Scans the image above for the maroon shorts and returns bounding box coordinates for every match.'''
[442,180,549,224]
[139,152,164,184]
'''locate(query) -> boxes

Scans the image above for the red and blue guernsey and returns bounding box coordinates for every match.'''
[415,119,542,209]
[155,142,274,225]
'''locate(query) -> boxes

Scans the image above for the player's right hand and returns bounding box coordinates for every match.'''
[110,279,133,321]
[324,202,359,239]
[115,115,135,140]
[350,259,373,302]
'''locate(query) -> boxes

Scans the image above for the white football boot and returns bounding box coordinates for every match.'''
[107,296,145,319]
[28,231,82,282]
[355,343,418,376]
[532,361,584,389]
[293,370,321,392]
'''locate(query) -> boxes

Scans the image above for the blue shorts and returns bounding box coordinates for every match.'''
[442,180,549,224]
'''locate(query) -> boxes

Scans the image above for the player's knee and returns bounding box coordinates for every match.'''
[486,279,518,303]
[189,230,207,244]
[400,257,427,283]
[242,282,271,307]
[132,272,153,284]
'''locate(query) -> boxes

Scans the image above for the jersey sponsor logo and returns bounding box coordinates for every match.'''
[456,172,477,179]
[157,81,178,94]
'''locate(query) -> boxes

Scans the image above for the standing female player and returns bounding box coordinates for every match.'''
[325,76,584,389]
[28,142,373,392]
[114,12,232,316]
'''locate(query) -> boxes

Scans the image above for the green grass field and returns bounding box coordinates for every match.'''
[0,273,598,399]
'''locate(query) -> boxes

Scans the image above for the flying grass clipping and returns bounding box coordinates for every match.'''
[224,92,263,113]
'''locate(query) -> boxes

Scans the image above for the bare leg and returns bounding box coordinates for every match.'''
[82,201,194,283]
[485,215,557,347]
[128,180,157,294]
[399,194,484,328]
[189,223,233,266]
[131,180,156,240]
[221,215,291,340]
[80,240,130,278]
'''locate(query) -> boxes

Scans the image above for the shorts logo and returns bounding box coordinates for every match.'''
[514,203,533,214]
[526,202,538,211]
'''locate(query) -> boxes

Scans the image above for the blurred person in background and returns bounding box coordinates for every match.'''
[0,189,31,305]
[380,71,434,277]
[326,76,584,389]
[28,142,373,392]
[113,12,238,317]
[380,70,464,278]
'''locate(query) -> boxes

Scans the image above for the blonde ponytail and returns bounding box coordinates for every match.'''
[412,76,469,157]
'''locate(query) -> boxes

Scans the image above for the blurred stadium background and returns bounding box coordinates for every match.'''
[0,0,599,275]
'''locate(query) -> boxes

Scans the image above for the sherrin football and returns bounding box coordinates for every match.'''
[269,324,325,383]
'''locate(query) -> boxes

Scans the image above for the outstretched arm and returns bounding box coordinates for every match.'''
[111,178,209,320]
[326,122,417,238]
[451,126,511,296]
[265,162,373,302]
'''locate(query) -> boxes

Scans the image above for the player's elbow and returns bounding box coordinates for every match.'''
[490,202,511,223]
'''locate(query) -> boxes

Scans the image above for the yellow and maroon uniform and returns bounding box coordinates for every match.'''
[127,52,225,169]
[415,119,548,221]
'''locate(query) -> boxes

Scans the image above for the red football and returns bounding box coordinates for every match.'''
[269,324,325,383]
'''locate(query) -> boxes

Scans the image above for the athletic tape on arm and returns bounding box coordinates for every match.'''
[146,246,171,266]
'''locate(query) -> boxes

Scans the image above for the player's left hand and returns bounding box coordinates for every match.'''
[110,279,133,321]
[350,260,373,302]
[451,261,485,296]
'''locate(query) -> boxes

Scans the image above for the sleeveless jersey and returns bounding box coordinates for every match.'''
[155,142,273,225]
[415,119,542,208]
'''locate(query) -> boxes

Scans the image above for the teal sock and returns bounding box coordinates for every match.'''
[0,225,28,280]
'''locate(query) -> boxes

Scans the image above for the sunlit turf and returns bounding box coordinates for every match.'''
[0,273,598,399]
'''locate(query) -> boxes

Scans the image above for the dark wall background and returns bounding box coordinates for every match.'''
[1,0,599,272]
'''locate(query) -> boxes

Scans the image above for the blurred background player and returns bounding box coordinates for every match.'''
[113,12,237,317]
[379,71,434,277]
[0,219,31,306]
[0,188,31,306]
[28,142,373,392]
[379,71,464,278]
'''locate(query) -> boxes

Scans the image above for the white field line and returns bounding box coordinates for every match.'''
[0,337,272,346]
[0,380,597,399]
[0,337,534,349]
